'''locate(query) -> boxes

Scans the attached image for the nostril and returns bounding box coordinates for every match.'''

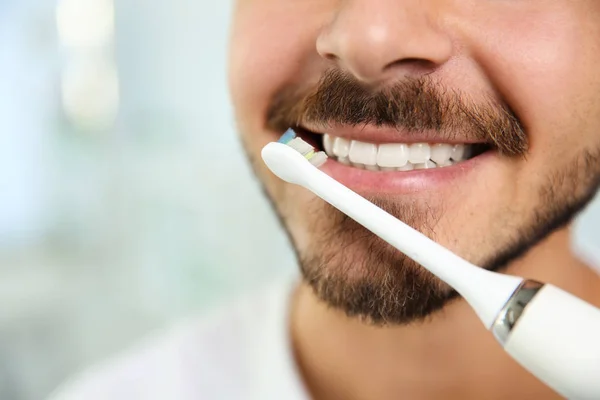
[324,53,339,62]
[384,58,438,75]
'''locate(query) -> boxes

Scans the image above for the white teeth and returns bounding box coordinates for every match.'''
[377,143,409,168]
[332,137,350,158]
[413,160,437,170]
[430,144,453,164]
[320,134,477,171]
[338,156,350,165]
[437,159,455,168]
[323,133,334,156]
[349,140,378,166]
[451,144,466,161]
[398,163,414,171]
[408,143,431,164]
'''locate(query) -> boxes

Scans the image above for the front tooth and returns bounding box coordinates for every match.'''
[408,143,431,164]
[333,137,350,158]
[323,134,334,156]
[398,163,414,171]
[430,144,453,164]
[349,141,377,166]
[451,144,466,161]
[413,160,437,170]
[338,156,350,165]
[437,159,455,168]
[377,143,409,168]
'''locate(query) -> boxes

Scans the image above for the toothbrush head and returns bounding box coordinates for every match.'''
[262,129,328,185]
[277,128,328,168]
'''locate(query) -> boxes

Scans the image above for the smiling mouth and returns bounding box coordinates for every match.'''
[294,127,493,172]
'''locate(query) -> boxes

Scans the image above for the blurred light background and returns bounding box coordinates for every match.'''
[0,1,297,399]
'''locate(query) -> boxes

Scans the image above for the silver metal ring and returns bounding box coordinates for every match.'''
[491,280,544,346]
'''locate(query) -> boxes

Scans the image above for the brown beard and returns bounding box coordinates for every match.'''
[256,68,600,325]
[298,195,450,325]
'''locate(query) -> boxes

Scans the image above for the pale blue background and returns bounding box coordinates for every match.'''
[0,1,296,399]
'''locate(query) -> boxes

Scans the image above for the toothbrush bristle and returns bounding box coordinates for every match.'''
[278,129,297,144]
[309,151,328,168]
[278,128,328,168]
[288,137,314,155]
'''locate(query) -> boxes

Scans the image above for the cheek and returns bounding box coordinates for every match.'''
[463,4,600,153]
[229,1,333,138]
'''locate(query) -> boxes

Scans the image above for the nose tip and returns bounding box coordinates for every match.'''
[317,3,453,84]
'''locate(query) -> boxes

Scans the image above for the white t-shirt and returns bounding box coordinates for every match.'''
[49,279,310,400]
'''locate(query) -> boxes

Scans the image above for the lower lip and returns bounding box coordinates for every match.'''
[320,151,495,194]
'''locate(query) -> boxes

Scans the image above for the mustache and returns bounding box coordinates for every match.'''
[266,69,528,156]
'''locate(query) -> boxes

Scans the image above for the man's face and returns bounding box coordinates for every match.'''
[228,0,600,324]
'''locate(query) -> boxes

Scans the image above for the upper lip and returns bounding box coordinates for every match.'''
[298,123,488,145]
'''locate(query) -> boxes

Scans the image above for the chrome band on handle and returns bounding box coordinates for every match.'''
[491,280,544,346]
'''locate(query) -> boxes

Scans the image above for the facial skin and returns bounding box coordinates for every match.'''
[229,0,600,325]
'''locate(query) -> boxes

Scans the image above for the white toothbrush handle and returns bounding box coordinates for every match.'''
[492,282,600,399]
